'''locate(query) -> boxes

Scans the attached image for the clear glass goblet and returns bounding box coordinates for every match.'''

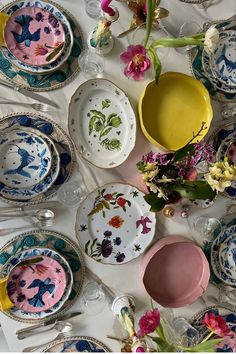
[193,216,222,241]
[81,281,106,315]
[57,181,87,207]
[79,49,105,79]
[175,21,202,54]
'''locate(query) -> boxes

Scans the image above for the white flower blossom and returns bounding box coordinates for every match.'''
[204,26,219,55]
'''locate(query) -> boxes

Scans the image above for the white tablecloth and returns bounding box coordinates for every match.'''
[0,0,235,351]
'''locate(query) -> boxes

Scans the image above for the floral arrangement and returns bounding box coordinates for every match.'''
[137,123,236,212]
[131,307,236,352]
[120,0,219,81]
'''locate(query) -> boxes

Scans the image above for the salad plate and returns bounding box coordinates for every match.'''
[4,6,65,67]
[2,248,72,319]
[76,183,156,264]
[42,336,111,352]
[2,0,73,74]
[219,234,236,280]
[0,230,85,323]
[211,224,236,286]
[7,255,67,313]
[0,0,83,91]
[68,79,136,168]
[0,113,75,205]
[210,31,236,88]
[0,128,52,189]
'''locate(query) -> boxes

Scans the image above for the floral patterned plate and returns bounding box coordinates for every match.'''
[0,128,52,189]
[4,7,65,66]
[0,0,83,91]
[0,230,85,323]
[76,183,156,265]
[0,112,75,205]
[42,336,111,352]
[68,79,136,168]
[2,247,73,319]
[7,255,67,313]
[1,0,73,74]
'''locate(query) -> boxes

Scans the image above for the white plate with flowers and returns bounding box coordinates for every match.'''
[68,79,136,168]
[76,183,156,264]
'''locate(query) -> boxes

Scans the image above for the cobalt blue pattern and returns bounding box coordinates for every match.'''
[27,278,55,307]
[41,336,110,352]
[11,15,41,47]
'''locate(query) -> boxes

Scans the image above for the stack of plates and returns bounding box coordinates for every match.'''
[1,0,73,76]
[208,121,236,199]
[140,235,210,307]
[0,230,85,323]
[0,112,75,205]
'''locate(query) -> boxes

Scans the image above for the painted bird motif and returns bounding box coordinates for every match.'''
[11,15,41,47]
[216,44,236,73]
[27,277,55,308]
[4,145,35,178]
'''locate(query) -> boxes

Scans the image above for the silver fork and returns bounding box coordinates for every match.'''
[0,100,50,113]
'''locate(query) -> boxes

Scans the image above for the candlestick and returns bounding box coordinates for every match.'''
[101,0,115,16]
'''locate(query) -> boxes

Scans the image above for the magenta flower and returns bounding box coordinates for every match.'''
[202,312,232,337]
[120,45,151,81]
[35,44,48,56]
[137,308,160,337]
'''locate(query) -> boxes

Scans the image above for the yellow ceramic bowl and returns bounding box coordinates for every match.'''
[138,72,213,151]
[0,13,9,46]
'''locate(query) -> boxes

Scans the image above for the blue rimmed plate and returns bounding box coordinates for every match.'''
[42,336,111,352]
[0,113,75,205]
[0,128,52,189]
[2,0,73,74]
[219,234,236,281]
[0,230,85,323]
[1,247,73,319]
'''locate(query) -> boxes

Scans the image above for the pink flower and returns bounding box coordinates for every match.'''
[185,168,198,181]
[137,308,160,337]
[120,45,151,81]
[202,313,232,337]
[35,44,48,56]
[216,334,236,352]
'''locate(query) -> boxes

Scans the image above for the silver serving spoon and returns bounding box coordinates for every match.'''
[22,321,72,352]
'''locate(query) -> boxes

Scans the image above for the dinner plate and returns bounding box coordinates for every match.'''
[142,239,210,307]
[2,0,73,74]
[0,113,74,205]
[68,79,136,168]
[4,6,65,66]
[2,248,72,319]
[138,72,212,151]
[0,230,85,323]
[211,224,236,286]
[0,127,60,201]
[210,31,236,88]
[0,128,51,189]
[76,183,156,264]
[7,255,67,313]
[220,234,236,280]
[42,336,111,352]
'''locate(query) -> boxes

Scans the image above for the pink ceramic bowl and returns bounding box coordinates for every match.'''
[140,236,210,308]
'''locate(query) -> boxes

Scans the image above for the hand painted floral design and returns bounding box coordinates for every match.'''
[16,293,26,303]
[120,44,151,81]
[137,308,160,337]
[79,224,87,231]
[104,230,112,237]
[35,263,49,276]
[35,12,44,22]
[34,42,64,63]
[113,237,122,245]
[48,13,59,28]
[108,215,124,228]
[7,281,17,296]
[88,99,122,151]
[202,312,232,337]
[115,252,126,263]
[19,280,26,287]
[136,216,152,234]
[85,238,113,259]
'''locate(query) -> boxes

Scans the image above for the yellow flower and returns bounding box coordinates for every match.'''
[146,182,158,193]
[204,158,236,192]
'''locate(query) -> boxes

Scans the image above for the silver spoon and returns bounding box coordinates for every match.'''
[22,321,72,352]
[0,208,54,220]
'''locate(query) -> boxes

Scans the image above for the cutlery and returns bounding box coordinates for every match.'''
[16,311,82,337]
[0,79,59,109]
[0,201,61,214]
[0,208,54,220]
[0,100,50,113]
[22,322,72,352]
[0,219,54,235]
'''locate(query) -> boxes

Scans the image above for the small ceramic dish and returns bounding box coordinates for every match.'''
[219,234,236,280]
[138,72,213,151]
[4,6,65,66]
[41,336,111,352]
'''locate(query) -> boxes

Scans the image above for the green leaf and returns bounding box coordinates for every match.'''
[181,338,222,352]
[88,202,103,216]
[145,0,158,47]
[102,99,111,109]
[173,181,216,200]
[88,115,97,135]
[147,47,162,84]
[101,200,110,210]
[94,120,103,132]
[101,138,122,151]
[46,42,64,62]
[90,110,106,123]
[85,240,90,255]
[107,113,122,128]
[99,126,112,138]
[151,337,176,352]
[173,144,195,162]
[144,193,166,212]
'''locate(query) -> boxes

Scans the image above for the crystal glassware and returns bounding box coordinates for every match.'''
[57,181,87,207]
[193,216,222,241]
[175,22,202,54]
[172,317,199,347]
[81,281,106,315]
[84,0,101,19]
[79,49,105,78]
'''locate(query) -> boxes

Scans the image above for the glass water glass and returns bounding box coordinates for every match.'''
[81,281,106,315]
[193,216,222,241]
[57,181,87,207]
[84,0,101,19]
[175,22,202,54]
[173,317,199,347]
[79,49,105,78]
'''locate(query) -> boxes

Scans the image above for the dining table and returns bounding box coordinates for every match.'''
[0,0,235,352]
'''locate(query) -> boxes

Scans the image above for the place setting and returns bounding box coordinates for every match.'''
[0,0,83,92]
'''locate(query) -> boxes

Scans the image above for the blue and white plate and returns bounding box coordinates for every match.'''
[0,129,51,189]
[0,128,60,201]
[1,247,73,320]
[0,113,75,205]
[41,336,111,352]
[220,235,236,280]
[210,31,236,88]
[211,224,236,286]
[0,230,85,323]
[2,0,73,74]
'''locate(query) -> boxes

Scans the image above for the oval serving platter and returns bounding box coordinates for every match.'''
[68,79,136,168]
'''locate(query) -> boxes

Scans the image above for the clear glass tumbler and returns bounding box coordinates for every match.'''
[57,181,87,207]
[175,21,202,54]
[81,281,106,315]
[173,317,199,347]
[193,216,222,241]
[84,0,101,19]
[79,49,105,78]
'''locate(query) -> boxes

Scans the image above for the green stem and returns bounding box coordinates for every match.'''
[150,36,205,49]
[201,331,214,343]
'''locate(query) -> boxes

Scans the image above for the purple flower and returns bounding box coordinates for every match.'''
[120,45,151,81]
[7,281,17,296]
[113,237,121,246]
[142,151,157,163]
[19,280,26,288]
[115,252,125,263]
[55,30,61,36]
[142,151,171,165]
[104,231,112,237]
[35,12,43,22]
[97,239,113,258]
[17,293,26,303]
[12,274,19,280]
[44,26,51,34]
[48,14,59,28]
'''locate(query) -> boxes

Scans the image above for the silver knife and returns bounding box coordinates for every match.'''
[0,79,59,108]
[16,311,82,339]
[0,201,61,215]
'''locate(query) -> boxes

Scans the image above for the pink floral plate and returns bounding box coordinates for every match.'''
[4,7,65,66]
[7,255,67,313]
